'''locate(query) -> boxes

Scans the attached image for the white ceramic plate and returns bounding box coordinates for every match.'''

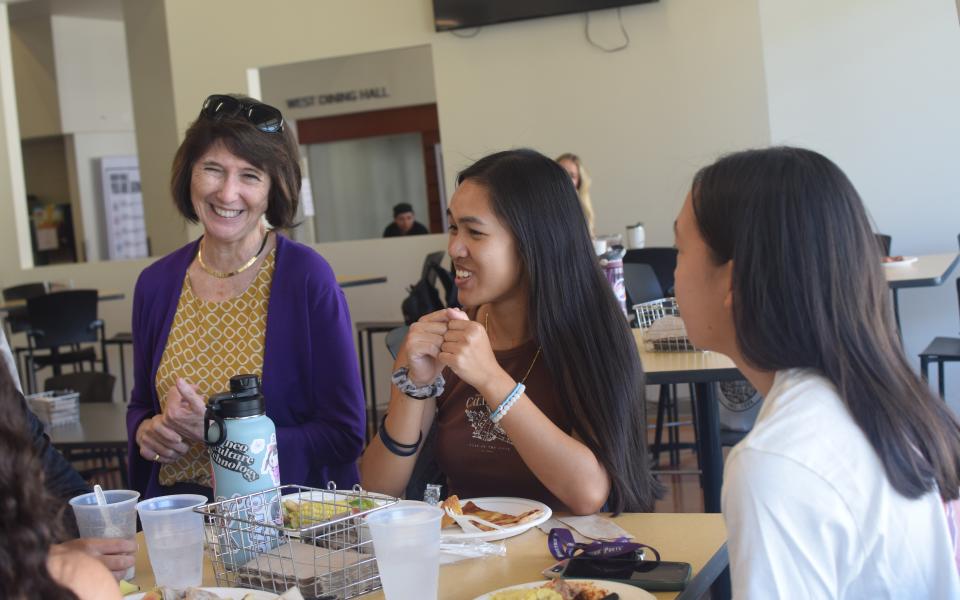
[441,497,552,542]
[882,256,919,267]
[473,579,655,600]
[127,588,277,599]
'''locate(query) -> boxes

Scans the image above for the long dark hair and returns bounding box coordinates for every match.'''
[0,361,79,600]
[691,146,960,501]
[458,149,661,512]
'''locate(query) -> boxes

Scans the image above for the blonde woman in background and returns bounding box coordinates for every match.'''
[556,153,595,237]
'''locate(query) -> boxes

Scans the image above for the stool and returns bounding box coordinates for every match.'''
[920,337,960,399]
[355,321,404,442]
[103,332,133,401]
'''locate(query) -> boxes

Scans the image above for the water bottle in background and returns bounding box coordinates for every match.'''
[626,222,646,249]
[203,374,281,564]
[600,246,628,316]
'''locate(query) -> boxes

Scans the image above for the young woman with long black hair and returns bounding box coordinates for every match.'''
[361,149,659,514]
[674,146,960,597]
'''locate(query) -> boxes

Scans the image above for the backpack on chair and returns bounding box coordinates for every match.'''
[400,254,460,325]
[401,274,445,325]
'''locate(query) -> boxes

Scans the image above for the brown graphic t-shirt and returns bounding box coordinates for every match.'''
[435,339,572,510]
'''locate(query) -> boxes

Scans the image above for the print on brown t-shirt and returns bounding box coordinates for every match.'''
[435,339,572,510]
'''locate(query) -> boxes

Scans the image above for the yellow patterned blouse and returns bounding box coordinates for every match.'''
[155,249,276,487]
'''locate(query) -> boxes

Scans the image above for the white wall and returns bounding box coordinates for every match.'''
[758,0,960,407]
[9,15,60,139]
[51,15,134,134]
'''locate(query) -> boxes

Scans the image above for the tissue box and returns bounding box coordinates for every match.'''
[26,389,80,427]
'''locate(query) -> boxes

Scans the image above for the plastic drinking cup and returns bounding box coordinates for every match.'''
[136,494,207,588]
[69,489,140,580]
[365,500,443,600]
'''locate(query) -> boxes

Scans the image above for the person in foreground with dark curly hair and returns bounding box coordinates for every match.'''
[1,331,137,580]
[0,360,120,600]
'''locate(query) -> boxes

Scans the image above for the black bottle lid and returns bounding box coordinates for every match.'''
[207,374,265,418]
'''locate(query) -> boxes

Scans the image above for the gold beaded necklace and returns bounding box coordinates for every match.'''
[197,231,269,279]
[484,308,541,383]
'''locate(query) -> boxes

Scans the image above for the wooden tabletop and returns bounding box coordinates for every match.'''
[634,330,740,385]
[45,402,128,449]
[884,252,960,289]
[131,512,726,600]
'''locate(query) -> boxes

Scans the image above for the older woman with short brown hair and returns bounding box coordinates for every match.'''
[127,94,365,500]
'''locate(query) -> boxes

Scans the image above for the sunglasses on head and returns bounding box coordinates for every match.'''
[200,94,284,133]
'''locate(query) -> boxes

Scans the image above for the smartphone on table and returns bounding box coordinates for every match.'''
[557,555,692,591]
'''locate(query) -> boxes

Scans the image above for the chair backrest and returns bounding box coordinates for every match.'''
[385,326,409,359]
[874,233,892,257]
[26,290,100,350]
[624,263,664,307]
[44,372,115,403]
[3,282,48,335]
[624,247,678,296]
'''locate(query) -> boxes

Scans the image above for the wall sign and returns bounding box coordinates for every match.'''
[286,87,390,109]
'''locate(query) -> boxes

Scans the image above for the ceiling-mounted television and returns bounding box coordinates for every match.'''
[433,0,658,32]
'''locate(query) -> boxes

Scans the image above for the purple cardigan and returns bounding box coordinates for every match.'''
[126,234,366,499]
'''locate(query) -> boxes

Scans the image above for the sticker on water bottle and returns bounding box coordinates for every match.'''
[250,438,266,454]
[262,433,280,486]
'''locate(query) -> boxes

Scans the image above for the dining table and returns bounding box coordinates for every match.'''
[884,252,960,332]
[0,289,126,313]
[635,331,740,516]
[46,401,130,487]
[130,512,728,600]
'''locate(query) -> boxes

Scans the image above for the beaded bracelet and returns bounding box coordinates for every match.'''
[379,412,422,457]
[489,382,525,424]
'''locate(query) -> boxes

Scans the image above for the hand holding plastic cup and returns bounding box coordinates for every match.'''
[365,500,443,600]
[136,494,207,588]
[69,488,140,580]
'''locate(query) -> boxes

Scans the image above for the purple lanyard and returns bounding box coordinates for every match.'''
[547,527,660,562]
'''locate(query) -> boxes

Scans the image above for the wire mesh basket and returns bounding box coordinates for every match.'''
[195,484,399,599]
[633,298,700,352]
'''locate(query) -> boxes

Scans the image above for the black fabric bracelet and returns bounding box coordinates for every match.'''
[379,413,422,457]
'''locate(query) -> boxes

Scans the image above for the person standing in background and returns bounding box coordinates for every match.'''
[556,153,596,237]
[127,94,365,501]
[383,202,429,237]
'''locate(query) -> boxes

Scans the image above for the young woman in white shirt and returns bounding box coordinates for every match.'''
[673,146,960,598]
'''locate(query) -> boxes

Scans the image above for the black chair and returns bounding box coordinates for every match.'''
[624,247,678,296]
[102,332,133,401]
[24,290,106,394]
[875,233,892,257]
[2,282,48,388]
[624,263,663,308]
[919,234,960,398]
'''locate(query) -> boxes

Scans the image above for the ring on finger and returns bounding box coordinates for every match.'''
[153,452,161,462]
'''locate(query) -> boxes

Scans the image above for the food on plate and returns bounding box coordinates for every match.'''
[490,579,610,600]
[882,255,906,263]
[440,496,544,532]
[119,579,140,595]
[282,499,351,528]
[440,494,464,528]
[281,496,381,529]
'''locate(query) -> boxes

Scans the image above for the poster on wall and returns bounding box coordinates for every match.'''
[100,156,148,260]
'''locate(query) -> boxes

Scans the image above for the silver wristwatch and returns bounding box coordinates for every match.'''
[391,367,445,399]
